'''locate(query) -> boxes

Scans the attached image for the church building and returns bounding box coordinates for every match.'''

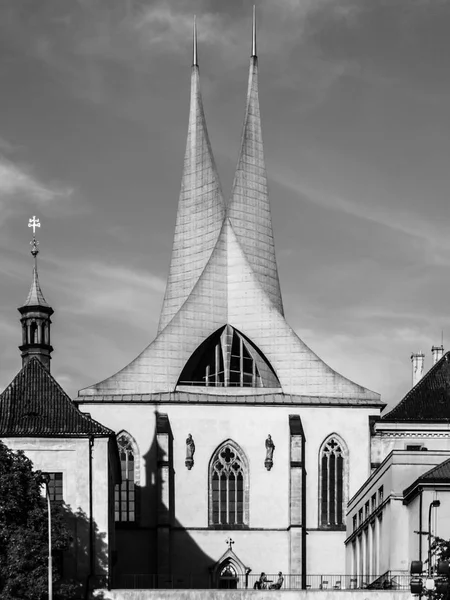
[75,15,384,589]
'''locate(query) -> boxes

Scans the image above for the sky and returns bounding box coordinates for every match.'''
[1,0,449,411]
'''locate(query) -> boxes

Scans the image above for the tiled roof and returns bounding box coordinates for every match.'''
[382,352,450,421]
[0,357,113,437]
[420,457,450,482]
[403,457,450,501]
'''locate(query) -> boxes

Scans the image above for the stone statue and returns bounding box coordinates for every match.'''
[265,434,275,471]
[186,434,195,458]
[185,434,195,469]
[265,434,275,460]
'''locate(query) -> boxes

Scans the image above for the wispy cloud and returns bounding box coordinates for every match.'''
[0,157,73,204]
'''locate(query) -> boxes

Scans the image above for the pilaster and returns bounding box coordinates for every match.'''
[289,415,306,586]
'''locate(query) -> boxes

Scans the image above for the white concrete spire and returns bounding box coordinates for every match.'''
[227,11,284,315]
[157,23,225,333]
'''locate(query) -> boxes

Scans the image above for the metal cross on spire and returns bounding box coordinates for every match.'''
[28,216,41,257]
[226,537,234,550]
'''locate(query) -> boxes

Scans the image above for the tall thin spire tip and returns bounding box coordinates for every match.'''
[252,5,257,57]
[193,15,198,66]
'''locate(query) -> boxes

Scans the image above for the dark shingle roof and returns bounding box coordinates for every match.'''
[0,357,113,437]
[420,458,450,482]
[403,457,450,501]
[382,352,450,422]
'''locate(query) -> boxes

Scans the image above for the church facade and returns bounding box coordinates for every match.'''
[75,18,384,588]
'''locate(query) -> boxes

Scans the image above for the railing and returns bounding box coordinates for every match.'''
[112,571,410,590]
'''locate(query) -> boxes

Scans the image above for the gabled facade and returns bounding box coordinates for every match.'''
[0,244,120,594]
[75,15,383,588]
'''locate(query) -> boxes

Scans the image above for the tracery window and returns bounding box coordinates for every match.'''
[209,441,249,527]
[319,435,348,528]
[178,325,279,388]
[115,432,139,523]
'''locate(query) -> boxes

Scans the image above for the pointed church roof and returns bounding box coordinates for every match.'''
[382,352,450,422]
[0,357,112,436]
[227,11,284,314]
[78,15,380,405]
[22,251,50,309]
[158,19,226,333]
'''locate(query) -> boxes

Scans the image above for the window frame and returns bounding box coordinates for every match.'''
[115,430,140,526]
[318,434,349,530]
[208,440,249,529]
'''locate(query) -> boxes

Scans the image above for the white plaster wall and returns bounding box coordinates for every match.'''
[1,436,111,582]
[82,401,379,576]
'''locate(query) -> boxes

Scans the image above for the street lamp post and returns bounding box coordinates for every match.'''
[428,500,440,578]
[42,473,53,600]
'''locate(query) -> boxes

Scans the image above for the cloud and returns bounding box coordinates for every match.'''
[0,158,73,204]
[0,154,78,231]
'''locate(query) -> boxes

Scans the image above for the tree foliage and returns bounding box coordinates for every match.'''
[0,441,80,599]
[432,536,450,563]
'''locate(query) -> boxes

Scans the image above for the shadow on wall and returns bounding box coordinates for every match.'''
[57,504,110,599]
[112,411,223,590]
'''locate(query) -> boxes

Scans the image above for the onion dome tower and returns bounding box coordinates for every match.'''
[18,219,53,370]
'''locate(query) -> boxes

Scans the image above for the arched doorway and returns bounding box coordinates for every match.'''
[210,546,250,589]
[219,563,238,589]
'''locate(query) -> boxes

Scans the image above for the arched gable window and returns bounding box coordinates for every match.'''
[209,440,249,528]
[115,431,140,523]
[318,434,348,529]
[178,325,280,388]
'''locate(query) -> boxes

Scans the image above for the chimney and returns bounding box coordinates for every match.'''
[431,345,444,365]
[411,352,425,387]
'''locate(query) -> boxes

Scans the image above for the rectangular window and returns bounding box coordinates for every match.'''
[406,444,422,451]
[371,493,376,512]
[378,486,384,504]
[47,472,63,502]
[365,501,369,519]
[358,508,363,525]
[353,515,357,531]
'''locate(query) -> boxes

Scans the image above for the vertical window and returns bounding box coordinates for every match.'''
[209,441,248,527]
[365,501,369,519]
[353,515,357,531]
[30,321,37,344]
[378,486,384,504]
[47,472,63,502]
[319,435,348,528]
[371,493,376,512]
[115,433,139,523]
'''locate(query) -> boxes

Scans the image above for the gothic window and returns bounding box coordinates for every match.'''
[178,325,279,388]
[209,441,249,527]
[319,435,348,529]
[115,432,139,523]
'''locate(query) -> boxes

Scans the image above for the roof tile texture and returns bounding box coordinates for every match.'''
[0,357,112,436]
[382,352,450,421]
